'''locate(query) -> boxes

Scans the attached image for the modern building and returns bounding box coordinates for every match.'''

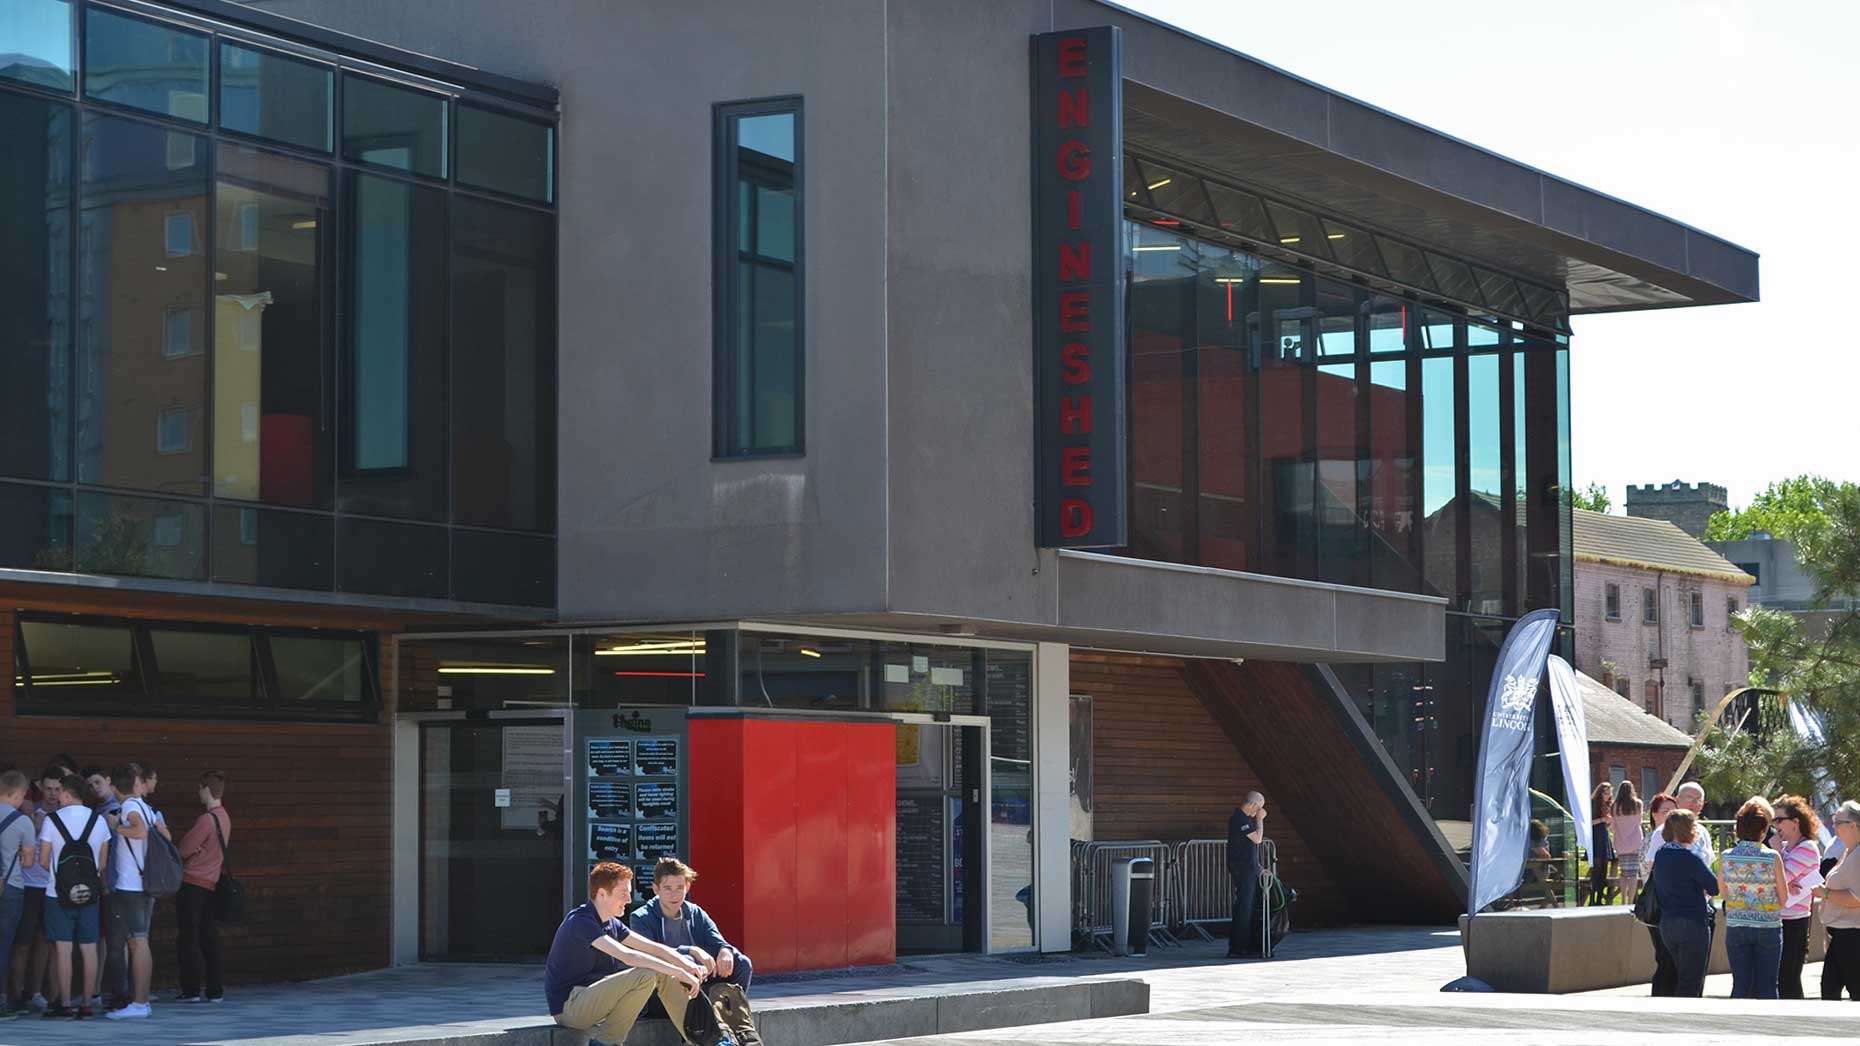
[0,0,1758,982]
[1625,480,1729,541]
[1576,668,1695,803]
[1572,509,1755,731]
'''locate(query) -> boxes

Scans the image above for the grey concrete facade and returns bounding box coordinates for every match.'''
[235,0,1753,665]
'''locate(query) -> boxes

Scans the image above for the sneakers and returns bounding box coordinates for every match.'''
[73,1006,93,1020]
[105,1002,152,1020]
[27,993,47,1013]
[174,992,205,1003]
[42,1005,73,1019]
[208,994,225,1004]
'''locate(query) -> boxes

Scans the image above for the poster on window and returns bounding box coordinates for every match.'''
[589,822,634,863]
[588,780,632,820]
[501,726,564,831]
[635,738,679,776]
[634,781,678,820]
[587,738,633,776]
[635,822,680,861]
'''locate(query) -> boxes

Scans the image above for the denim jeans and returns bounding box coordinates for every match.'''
[1659,916,1713,998]
[0,886,22,999]
[1726,924,1782,999]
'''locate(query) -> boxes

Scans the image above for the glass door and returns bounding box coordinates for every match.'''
[419,717,567,961]
[895,721,986,954]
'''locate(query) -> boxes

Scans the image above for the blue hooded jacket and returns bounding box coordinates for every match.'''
[627,898,735,960]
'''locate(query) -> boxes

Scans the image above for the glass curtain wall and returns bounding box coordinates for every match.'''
[1126,219,1573,850]
[0,1,559,607]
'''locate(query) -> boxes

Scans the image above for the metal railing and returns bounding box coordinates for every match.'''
[1173,838,1229,940]
[1070,840,1177,949]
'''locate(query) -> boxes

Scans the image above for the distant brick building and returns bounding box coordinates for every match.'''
[1576,669,1694,801]
[1573,509,1756,732]
[1626,480,1729,540]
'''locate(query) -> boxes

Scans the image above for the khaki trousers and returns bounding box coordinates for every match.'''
[557,966,692,1045]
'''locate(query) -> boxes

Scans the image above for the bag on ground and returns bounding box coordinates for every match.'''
[711,982,763,1046]
[680,983,727,1046]
[52,809,104,909]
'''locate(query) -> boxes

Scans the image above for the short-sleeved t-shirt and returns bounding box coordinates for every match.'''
[21,807,53,889]
[38,806,109,899]
[113,797,156,892]
[544,903,632,1015]
[0,810,36,890]
[1227,808,1259,875]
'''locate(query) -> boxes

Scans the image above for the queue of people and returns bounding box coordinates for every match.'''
[0,758,235,1020]
[1581,778,1860,1000]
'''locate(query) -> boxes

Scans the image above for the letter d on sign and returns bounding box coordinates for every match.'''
[1060,499,1094,538]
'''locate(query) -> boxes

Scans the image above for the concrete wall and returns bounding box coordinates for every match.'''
[1573,561,1750,731]
[1710,537,1819,609]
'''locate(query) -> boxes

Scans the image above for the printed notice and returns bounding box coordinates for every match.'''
[588,780,632,819]
[587,738,633,776]
[635,821,679,861]
[635,738,679,776]
[634,781,678,820]
[589,822,634,862]
[500,726,563,831]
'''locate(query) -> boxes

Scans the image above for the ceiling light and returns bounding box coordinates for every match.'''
[29,678,122,687]
[1146,178,1172,190]
[292,219,317,230]
[31,671,119,682]
[1260,277,1302,285]
[1214,277,1246,284]
[799,648,823,658]
[437,666,557,675]
[596,640,706,656]
[1327,232,1346,240]
[1278,237,1301,244]
[1132,245,1180,252]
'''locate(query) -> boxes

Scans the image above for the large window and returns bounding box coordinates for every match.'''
[715,99,802,457]
[13,613,376,720]
[0,2,559,607]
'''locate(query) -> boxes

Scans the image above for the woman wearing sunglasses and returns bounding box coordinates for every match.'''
[1772,796,1822,998]
[1814,801,1860,1000]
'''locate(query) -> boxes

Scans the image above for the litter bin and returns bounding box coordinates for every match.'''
[1111,856,1153,956]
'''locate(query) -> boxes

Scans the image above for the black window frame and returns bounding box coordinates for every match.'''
[1604,582,1620,621]
[712,96,804,459]
[1642,587,1658,625]
[12,611,378,722]
[1689,590,1705,629]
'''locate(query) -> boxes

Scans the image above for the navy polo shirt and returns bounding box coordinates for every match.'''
[544,903,632,1015]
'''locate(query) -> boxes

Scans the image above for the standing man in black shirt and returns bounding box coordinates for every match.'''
[1227,791,1267,959]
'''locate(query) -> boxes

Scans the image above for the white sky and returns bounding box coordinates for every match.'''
[1128,0,1860,511]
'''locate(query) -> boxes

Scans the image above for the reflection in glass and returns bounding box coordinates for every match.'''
[1258,269,1311,578]
[1197,253,1253,572]
[16,619,145,703]
[458,105,553,202]
[78,112,210,494]
[1557,349,1573,621]
[572,632,706,708]
[1467,354,1503,614]
[1263,200,1330,260]
[1420,357,1455,598]
[220,42,333,153]
[1316,358,1361,585]
[739,633,862,711]
[341,172,447,520]
[1127,227,1191,562]
[0,0,73,91]
[336,516,446,599]
[0,482,73,570]
[341,74,447,177]
[83,8,208,121]
[149,628,258,701]
[720,107,800,455]
[985,650,1035,950]
[0,92,72,480]
[451,528,554,606]
[396,636,568,713]
[214,144,332,507]
[1367,360,1414,591]
[75,491,205,580]
[209,504,332,590]
[451,196,555,531]
[1136,159,1213,225]
[1513,352,1529,612]
[1203,181,1275,244]
[271,634,369,703]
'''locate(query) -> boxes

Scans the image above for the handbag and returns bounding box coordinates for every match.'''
[1632,863,1661,926]
[210,812,245,924]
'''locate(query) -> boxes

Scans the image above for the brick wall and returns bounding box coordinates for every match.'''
[0,588,406,987]
[1573,560,1751,731]
[1590,744,1686,798]
[1071,652,1351,926]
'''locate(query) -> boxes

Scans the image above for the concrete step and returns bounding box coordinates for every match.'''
[221,974,1150,1046]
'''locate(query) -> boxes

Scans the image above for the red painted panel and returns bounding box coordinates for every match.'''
[688,720,747,945]
[793,725,849,969]
[844,722,897,966]
[739,720,799,971]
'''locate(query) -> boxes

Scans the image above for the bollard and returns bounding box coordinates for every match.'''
[1112,856,1154,956]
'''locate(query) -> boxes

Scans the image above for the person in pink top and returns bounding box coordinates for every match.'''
[1773,795,1823,999]
[174,771,230,1004]
[1609,782,1647,902]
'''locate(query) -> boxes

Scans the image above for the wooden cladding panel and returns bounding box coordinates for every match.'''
[1073,652,1352,927]
[1,603,397,986]
[1183,658,1465,923]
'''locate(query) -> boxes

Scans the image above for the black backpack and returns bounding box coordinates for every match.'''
[51,808,104,910]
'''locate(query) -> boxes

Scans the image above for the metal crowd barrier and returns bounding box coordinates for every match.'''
[1173,838,1230,941]
[1070,840,1178,950]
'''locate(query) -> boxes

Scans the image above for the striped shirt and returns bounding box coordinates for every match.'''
[1780,838,1822,920]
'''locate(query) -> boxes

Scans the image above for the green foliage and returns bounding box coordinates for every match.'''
[1705,475,1838,541]
[1734,480,1860,797]
[1573,482,1612,514]
[1691,702,1824,812]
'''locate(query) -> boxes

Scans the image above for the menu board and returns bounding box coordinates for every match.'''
[588,739,633,776]
[895,794,945,923]
[634,781,678,820]
[636,821,680,860]
[589,822,634,862]
[635,738,679,776]
[588,780,632,820]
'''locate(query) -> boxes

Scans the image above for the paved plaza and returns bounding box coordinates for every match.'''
[4,926,1858,1045]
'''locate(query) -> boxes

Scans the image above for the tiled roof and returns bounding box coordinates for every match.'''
[1572,509,1756,584]
[1577,669,1696,749]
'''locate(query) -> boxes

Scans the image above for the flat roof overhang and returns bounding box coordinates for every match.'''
[797,553,1449,664]
[1063,0,1758,314]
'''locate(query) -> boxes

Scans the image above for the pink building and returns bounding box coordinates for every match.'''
[1572,509,1756,731]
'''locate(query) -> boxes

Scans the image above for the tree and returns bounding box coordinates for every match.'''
[1735,480,1860,798]
[1691,702,1823,814]
[1705,475,1838,541]
[1573,482,1612,514]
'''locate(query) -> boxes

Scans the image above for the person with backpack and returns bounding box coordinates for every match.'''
[0,771,38,1019]
[36,773,108,1019]
[176,769,231,1003]
[103,764,168,1021]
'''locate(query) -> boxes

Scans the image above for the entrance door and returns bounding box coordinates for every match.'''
[420,718,566,961]
[895,722,985,954]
